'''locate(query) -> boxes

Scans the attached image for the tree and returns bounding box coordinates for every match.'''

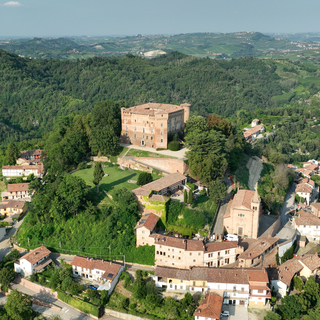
[293,276,304,291]
[188,190,193,204]
[4,289,34,320]
[137,172,153,186]
[0,267,15,287]
[278,295,301,320]
[304,276,319,307]
[208,179,227,204]
[263,311,281,320]
[5,143,19,165]
[93,162,104,193]
[184,189,187,203]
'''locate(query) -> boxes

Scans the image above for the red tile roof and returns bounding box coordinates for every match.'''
[296,184,312,194]
[194,292,223,319]
[7,183,30,192]
[135,213,159,231]
[231,190,256,210]
[295,210,320,226]
[243,125,264,138]
[155,234,204,251]
[205,241,238,253]
[0,200,26,210]
[238,237,279,260]
[122,103,187,116]
[71,256,122,281]
[132,172,186,195]
[20,246,51,265]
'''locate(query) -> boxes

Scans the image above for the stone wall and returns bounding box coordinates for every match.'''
[92,156,111,163]
[16,277,58,299]
[117,157,188,174]
[105,308,147,320]
[278,230,298,262]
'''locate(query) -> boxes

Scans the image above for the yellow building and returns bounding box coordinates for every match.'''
[0,200,26,217]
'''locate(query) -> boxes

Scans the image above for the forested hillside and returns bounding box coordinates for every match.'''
[0,49,286,147]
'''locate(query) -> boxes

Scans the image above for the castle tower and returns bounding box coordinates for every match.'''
[251,184,261,239]
[180,103,191,123]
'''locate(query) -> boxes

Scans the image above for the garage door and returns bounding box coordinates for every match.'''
[249,301,255,306]
[257,302,264,306]
[240,300,245,305]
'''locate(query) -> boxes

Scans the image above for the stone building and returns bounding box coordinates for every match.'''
[120,103,191,149]
[223,189,261,239]
[135,212,159,247]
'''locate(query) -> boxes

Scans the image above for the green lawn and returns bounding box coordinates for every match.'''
[126,149,176,159]
[72,165,159,206]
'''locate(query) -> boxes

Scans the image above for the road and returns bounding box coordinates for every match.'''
[280,183,296,227]
[0,216,25,261]
[119,143,189,159]
[247,156,263,191]
[212,176,232,235]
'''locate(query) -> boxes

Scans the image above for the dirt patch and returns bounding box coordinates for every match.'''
[248,308,268,320]
[114,280,133,298]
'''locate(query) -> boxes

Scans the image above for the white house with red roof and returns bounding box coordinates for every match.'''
[292,210,320,241]
[194,292,223,320]
[71,256,124,294]
[14,246,52,277]
[135,212,159,247]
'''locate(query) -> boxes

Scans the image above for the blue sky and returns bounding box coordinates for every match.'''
[0,0,319,37]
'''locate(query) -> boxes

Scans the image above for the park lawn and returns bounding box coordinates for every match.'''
[126,149,176,159]
[72,165,159,206]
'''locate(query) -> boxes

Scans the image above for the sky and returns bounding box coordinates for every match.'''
[1,0,320,37]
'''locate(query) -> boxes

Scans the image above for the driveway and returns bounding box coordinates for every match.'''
[222,305,248,320]
[0,216,25,261]
[119,143,189,159]
[280,183,296,227]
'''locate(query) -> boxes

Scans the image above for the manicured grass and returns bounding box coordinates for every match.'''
[126,149,176,159]
[72,165,159,206]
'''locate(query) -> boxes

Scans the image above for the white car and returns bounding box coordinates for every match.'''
[221,310,230,317]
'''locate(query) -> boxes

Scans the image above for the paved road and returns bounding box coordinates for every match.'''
[0,216,25,261]
[119,143,189,159]
[280,183,296,227]
[247,157,263,191]
[212,176,232,235]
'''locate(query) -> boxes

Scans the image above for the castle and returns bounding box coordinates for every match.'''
[120,103,191,149]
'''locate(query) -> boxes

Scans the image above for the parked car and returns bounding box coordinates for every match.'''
[221,310,230,317]
[224,234,238,242]
[89,285,98,290]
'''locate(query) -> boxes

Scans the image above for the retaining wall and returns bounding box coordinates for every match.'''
[278,230,298,261]
[16,277,58,299]
[105,308,148,320]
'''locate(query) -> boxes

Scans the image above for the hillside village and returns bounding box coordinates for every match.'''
[1,102,320,320]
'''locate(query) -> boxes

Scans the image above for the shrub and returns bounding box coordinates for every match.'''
[129,303,137,310]
[30,273,38,283]
[86,288,97,299]
[186,183,195,192]
[137,172,153,186]
[57,291,100,317]
[168,141,180,151]
[77,162,87,170]
[183,208,206,229]
[167,199,183,224]
[293,276,304,291]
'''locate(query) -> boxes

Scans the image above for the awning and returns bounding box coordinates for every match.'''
[33,258,53,271]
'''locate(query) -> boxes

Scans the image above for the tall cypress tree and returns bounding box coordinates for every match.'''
[184,189,187,203]
[93,162,104,193]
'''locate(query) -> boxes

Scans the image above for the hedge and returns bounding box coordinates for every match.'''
[58,291,100,317]
[168,141,180,151]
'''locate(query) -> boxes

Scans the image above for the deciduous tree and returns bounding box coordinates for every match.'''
[93,162,104,193]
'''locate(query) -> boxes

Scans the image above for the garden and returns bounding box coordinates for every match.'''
[107,269,196,320]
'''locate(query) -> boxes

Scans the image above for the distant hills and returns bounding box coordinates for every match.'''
[1,32,319,61]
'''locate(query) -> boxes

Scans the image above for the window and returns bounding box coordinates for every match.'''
[143,128,145,133]
[180,285,183,289]
[134,119,136,122]
[161,131,163,135]
[151,137,153,140]
[258,290,263,293]
[161,139,163,143]
[172,249,174,252]
[178,257,181,260]
[134,134,136,138]
[156,251,159,255]
[146,136,148,139]
[168,255,170,258]
[151,129,153,134]
[225,258,229,264]
[126,125,128,130]
[193,281,196,286]
[233,286,237,292]
[190,253,192,256]
[172,255,174,259]
[143,121,145,124]
[168,249,170,251]
[125,133,128,136]
[161,123,163,127]
[198,252,201,256]
[96,271,100,274]
[241,287,244,292]
[134,126,137,132]
[193,259,196,262]
[142,135,144,138]
[218,252,220,257]
[225,250,230,255]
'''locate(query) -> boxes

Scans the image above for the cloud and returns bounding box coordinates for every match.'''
[3,1,22,6]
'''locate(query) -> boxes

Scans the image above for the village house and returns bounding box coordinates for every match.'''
[0,200,26,217]
[270,253,320,297]
[243,125,265,141]
[1,183,33,201]
[194,292,223,320]
[16,149,44,165]
[223,189,261,239]
[295,178,316,205]
[153,266,271,307]
[238,237,279,268]
[71,256,124,294]
[120,102,191,149]
[2,163,44,178]
[311,202,320,218]
[14,246,52,277]
[154,234,243,269]
[251,119,260,127]
[135,212,159,247]
[292,210,320,241]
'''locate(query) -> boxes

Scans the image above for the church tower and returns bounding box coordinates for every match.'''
[251,184,261,239]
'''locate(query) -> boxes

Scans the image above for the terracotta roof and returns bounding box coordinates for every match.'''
[205,241,238,253]
[243,125,264,138]
[231,190,256,210]
[149,194,169,202]
[299,253,320,271]
[311,203,320,210]
[0,200,26,210]
[20,246,51,265]
[155,234,204,251]
[7,183,30,192]
[132,172,186,195]
[238,237,279,260]
[300,178,315,188]
[135,213,159,231]
[155,266,269,285]
[304,164,318,171]
[272,258,303,286]
[252,119,259,123]
[71,256,122,281]
[194,292,223,319]
[122,103,187,116]
[295,210,320,226]
[2,164,44,173]
[296,184,312,194]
